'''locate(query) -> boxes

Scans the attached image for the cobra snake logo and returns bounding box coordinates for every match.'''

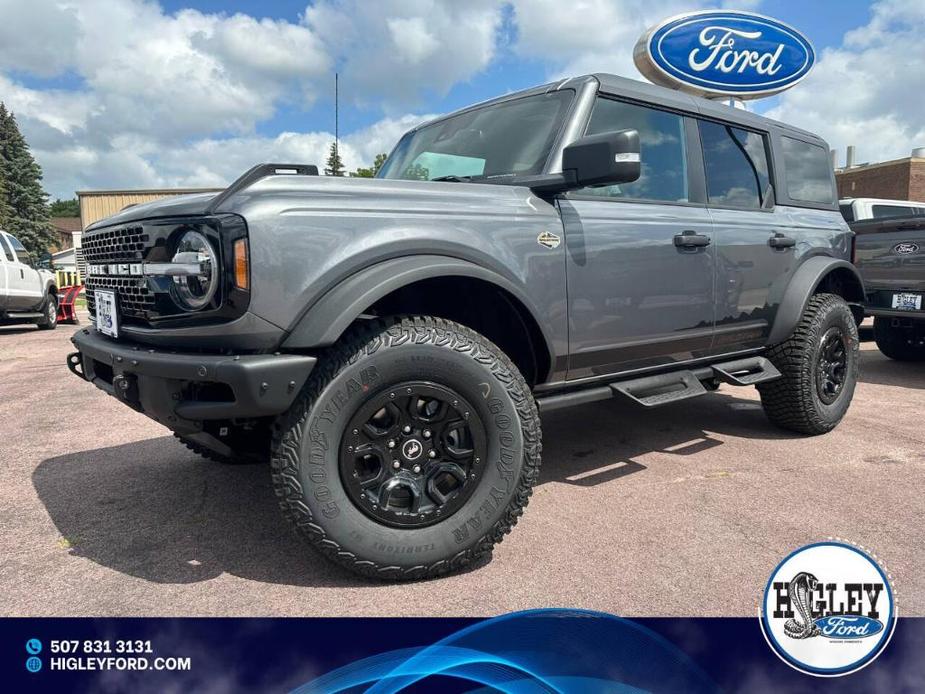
[784,572,822,639]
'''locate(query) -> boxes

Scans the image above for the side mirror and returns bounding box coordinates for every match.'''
[562,129,640,188]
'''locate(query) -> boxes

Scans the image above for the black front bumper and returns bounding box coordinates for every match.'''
[69,328,315,432]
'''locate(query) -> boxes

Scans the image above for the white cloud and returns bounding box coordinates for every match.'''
[33,113,436,195]
[0,0,494,198]
[304,0,504,108]
[510,0,739,80]
[763,0,925,166]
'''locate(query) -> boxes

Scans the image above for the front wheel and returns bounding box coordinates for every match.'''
[37,294,58,330]
[271,316,542,580]
[758,293,859,435]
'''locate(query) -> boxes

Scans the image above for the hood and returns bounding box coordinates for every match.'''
[85,192,220,231]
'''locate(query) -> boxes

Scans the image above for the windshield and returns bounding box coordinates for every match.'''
[378,91,574,182]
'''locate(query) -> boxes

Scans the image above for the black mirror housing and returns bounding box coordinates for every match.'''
[562,129,641,189]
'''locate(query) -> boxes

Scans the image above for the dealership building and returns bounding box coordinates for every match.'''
[835,148,925,202]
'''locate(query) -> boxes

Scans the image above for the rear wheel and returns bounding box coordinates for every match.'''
[271,316,541,580]
[873,317,925,361]
[758,293,859,435]
[37,294,58,330]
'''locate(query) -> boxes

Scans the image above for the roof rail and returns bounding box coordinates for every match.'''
[206,163,319,214]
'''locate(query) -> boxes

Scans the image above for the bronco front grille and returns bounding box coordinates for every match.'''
[83,225,158,322]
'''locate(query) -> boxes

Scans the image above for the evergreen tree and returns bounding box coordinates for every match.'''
[324,142,345,177]
[49,198,79,217]
[0,103,54,255]
[0,169,13,230]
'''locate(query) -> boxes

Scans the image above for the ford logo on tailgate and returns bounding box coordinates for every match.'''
[634,11,815,98]
[894,242,919,255]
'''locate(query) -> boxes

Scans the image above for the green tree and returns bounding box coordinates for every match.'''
[324,142,345,177]
[49,198,79,217]
[352,153,388,178]
[0,103,53,255]
[0,171,13,230]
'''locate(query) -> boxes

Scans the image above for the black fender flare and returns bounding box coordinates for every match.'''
[282,254,556,361]
[767,256,865,345]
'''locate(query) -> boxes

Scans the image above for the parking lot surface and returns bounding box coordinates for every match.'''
[1,316,922,617]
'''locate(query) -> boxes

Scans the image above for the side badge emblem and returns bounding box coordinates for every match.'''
[537,231,561,249]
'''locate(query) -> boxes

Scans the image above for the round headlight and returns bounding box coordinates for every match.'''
[171,231,218,310]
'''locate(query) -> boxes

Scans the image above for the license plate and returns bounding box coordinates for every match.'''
[891,292,922,311]
[95,290,120,337]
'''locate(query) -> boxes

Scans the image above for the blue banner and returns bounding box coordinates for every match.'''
[3,611,922,692]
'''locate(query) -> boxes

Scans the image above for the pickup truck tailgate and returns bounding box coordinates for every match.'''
[852,217,925,313]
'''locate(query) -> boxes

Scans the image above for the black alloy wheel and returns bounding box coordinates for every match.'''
[815,327,848,404]
[340,382,486,528]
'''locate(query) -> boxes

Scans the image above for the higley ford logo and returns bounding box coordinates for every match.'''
[893,242,919,255]
[634,11,815,98]
[761,541,896,676]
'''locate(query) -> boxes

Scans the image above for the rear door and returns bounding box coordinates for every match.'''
[561,97,715,379]
[704,126,843,352]
[700,120,790,351]
[5,233,44,310]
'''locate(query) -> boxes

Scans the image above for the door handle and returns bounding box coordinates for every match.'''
[20,269,24,279]
[674,230,711,248]
[769,233,796,249]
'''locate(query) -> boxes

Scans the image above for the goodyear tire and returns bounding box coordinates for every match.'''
[758,293,859,435]
[271,316,542,580]
[873,317,925,361]
[37,294,58,330]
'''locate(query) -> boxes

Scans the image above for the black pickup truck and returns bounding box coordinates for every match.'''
[852,215,925,360]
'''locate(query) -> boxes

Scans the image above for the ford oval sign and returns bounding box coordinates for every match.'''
[893,242,919,255]
[634,11,815,99]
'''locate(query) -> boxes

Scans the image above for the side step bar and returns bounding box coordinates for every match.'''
[611,371,706,408]
[711,356,781,386]
[536,355,781,412]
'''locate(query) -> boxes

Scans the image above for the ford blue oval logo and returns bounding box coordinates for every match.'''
[894,242,919,255]
[813,615,884,640]
[634,11,815,98]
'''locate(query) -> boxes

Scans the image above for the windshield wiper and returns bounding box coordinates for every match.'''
[431,175,475,182]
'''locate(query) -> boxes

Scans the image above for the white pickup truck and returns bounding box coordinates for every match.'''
[840,197,925,222]
[0,229,58,329]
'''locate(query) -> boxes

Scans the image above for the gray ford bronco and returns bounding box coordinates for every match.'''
[68,74,864,579]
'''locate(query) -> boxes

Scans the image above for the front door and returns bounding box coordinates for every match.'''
[5,233,43,311]
[562,97,715,380]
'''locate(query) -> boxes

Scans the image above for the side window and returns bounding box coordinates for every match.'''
[7,234,34,267]
[699,120,771,209]
[781,136,837,205]
[576,98,689,202]
[872,204,917,219]
[0,234,11,261]
[839,203,855,222]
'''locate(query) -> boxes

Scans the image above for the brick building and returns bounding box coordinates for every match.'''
[835,153,925,202]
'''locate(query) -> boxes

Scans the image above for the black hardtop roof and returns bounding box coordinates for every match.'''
[413,73,826,147]
[591,73,822,143]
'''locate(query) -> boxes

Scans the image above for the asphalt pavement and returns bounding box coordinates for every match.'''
[1,316,922,617]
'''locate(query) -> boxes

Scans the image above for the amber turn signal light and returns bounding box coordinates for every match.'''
[233,238,249,290]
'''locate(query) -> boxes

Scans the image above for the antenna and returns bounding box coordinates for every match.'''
[334,72,339,174]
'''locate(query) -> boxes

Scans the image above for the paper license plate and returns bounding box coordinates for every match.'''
[891,293,922,311]
[95,289,120,337]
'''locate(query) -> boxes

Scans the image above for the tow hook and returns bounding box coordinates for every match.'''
[66,352,86,380]
[113,373,140,406]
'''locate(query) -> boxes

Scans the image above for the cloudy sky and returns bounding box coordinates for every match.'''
[0,0,921,200]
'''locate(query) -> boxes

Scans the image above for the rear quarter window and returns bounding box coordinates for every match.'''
[782,136,836,205]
